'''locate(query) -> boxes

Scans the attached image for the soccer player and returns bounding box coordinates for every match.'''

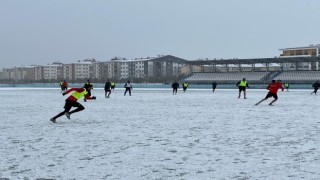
[236,78,249,99]
[124,80,133,96]
[255,80,284,106]
[182,82,189,93]
[111,81,116,92]
[50,84,93,123]
[311,81,320,95]
[284,83,289,92]
[212,81,217,93]
[104,79,112,98]
[83,80,96,101]
[171,81,179,95]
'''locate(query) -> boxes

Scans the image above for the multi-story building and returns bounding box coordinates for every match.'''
[98,60,122,81]
[13,66,35,81]
[72,61,91,80]
[1,67,14,81]
[145,55,189,81]
[42,64,62,81]
[0,55,190,83]
[280,44,320,57]
[92,62,101,80]
[0,66,36,82]
[279,44,320,70]
[62,64,73,81]
[109,55,189,82]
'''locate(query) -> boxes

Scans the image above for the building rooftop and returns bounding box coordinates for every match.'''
[279,44,320,51]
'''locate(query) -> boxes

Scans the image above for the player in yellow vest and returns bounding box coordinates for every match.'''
[284,83,289,92]
[50,84,93,123]
[236,78,249,99]
[111,81,116,92]
[182,82,189,93]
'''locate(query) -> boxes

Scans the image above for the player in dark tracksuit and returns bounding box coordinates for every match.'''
[105,79,112,98]
[311,81,320,95]
[172,81,179,95]
[84,80,96,101]
[212,81,217,93]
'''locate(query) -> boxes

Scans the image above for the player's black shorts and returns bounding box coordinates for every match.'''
[239,86,246,92]
[64,100,82,111]
[87,90,91,96]
[265,92,278,99]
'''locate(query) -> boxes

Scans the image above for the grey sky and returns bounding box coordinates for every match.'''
[1,0,319,68]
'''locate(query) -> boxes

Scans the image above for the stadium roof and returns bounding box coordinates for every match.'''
[279,44,320,51]
[189,56,320,65]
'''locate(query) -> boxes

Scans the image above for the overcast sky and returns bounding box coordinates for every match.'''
[1,0,320,68]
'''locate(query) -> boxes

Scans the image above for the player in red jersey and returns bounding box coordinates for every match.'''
[50,84,93,123]
[255,80,284,106]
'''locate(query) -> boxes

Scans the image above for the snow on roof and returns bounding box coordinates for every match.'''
[254,63,280,67]
[43,64,61,67]
[73,61,93,65]
[269,63,280,67]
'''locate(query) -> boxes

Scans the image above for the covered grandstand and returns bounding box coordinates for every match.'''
[185,72,270,83]
[185,56,320,84]
[274,71,320,83]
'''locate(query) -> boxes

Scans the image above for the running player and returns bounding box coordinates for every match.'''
[171,81,179,95]
[104,79,112,98]
[255,80,284,106]
[50,84,93,123]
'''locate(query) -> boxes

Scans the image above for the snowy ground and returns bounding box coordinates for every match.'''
[1,88,320,180]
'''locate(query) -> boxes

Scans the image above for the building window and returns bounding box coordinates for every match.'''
[290,51,294,56]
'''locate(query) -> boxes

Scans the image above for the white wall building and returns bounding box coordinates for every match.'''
[42,64,61,80]
[73,61,92,80]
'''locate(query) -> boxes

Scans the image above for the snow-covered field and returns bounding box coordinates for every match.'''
[1,88,320,179]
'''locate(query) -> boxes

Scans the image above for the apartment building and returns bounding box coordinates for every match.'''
[34,64,62,81]
[1,67,14,80]
[0,66,35,82]
[62,64,73,81]
[0,55,189,82]
[111,55,189,81]
[72,61,91,80]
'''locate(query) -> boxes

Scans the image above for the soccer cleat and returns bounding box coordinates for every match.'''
[65,112,71,119]
[50,118,56,123]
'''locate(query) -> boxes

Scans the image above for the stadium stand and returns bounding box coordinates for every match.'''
[185,72,270,83]
[273,71,320,83]
[185,71,320,84]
